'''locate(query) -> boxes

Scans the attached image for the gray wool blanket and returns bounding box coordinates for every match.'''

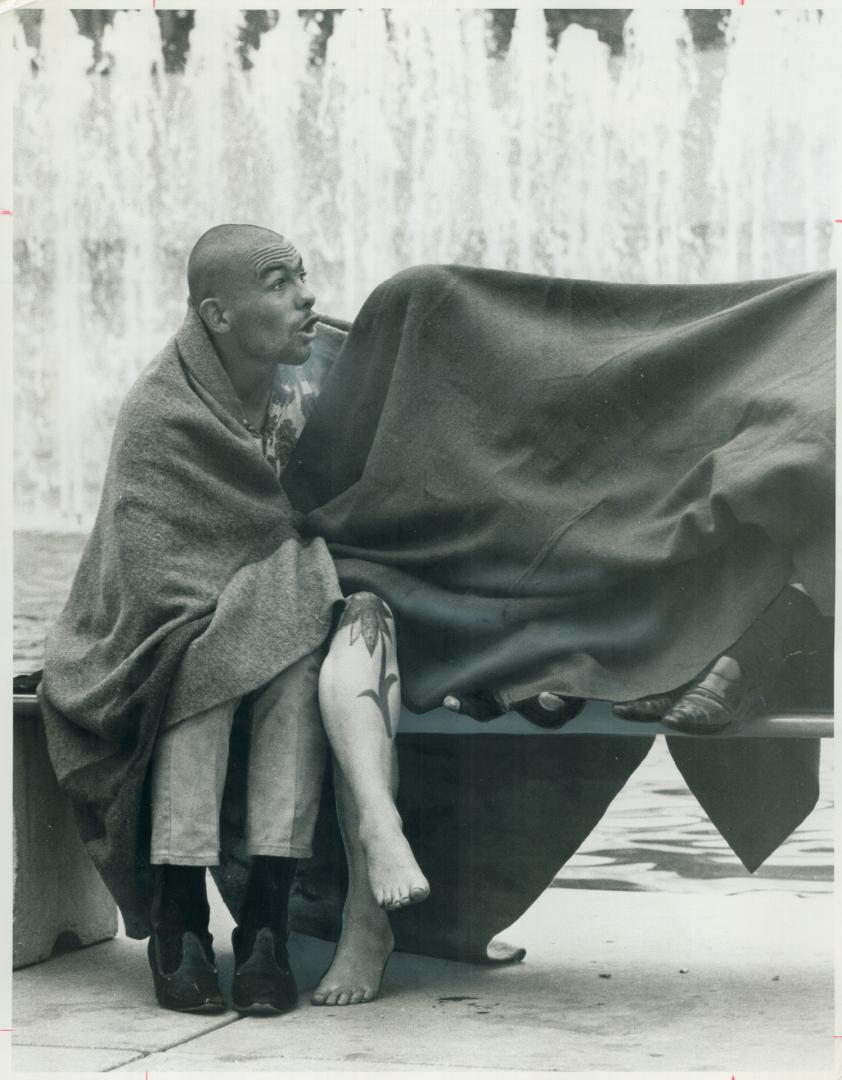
[285,265,835,710]
[39,305,342,937]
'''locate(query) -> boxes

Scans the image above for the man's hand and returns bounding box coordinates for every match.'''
[443,689,585,729]
[442,691,504,722]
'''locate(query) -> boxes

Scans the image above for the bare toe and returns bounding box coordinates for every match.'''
[312,903,393,1008]
[359,814,429,913]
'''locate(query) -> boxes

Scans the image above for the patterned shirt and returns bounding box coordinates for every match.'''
[242,366,320,479]
[242,322,346,479]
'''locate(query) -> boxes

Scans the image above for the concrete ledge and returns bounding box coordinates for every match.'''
[397,701,834,738]
[14,693,835,738]
[13,713,118,970]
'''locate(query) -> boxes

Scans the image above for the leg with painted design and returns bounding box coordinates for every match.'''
[312,592,428,1006]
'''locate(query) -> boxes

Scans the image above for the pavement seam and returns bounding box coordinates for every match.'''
[123,1052,571,1073]
[100,1016,245,1072]
[13,1044,145,1051]
[101,1051,148,1071]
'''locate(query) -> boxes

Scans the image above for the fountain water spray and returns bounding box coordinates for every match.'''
[13,8,835,528]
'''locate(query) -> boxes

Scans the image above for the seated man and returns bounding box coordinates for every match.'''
[40,224,427,1015]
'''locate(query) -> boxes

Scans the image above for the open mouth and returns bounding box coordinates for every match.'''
[300,314,319,334]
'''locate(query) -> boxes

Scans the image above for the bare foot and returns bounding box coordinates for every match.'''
[311,905,395,1006]
[358,812,430,911]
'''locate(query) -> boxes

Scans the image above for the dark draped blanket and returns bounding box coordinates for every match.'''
[284,265,834,712]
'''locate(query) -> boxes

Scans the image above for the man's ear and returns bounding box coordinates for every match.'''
[198,297,230,334]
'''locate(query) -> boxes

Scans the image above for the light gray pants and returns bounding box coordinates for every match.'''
[149,649,327,866]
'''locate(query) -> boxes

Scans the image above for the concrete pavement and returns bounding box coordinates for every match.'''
[12,886,833,1073]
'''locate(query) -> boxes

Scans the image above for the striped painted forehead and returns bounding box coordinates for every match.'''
[250,239,303,278]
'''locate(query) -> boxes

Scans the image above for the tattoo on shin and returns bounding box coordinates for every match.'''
[338,594,398,737]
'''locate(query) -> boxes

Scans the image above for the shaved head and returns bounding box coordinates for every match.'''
[187,223,302,311]
[185,223,317,370]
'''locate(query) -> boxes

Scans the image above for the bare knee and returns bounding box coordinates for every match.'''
[342,591,395,622]
[320,593,398,710]
[333,592,395,653]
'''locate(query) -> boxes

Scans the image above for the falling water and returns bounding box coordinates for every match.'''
[505,7,554,272]
[389,9,503,269]
[13,7,837,528]
[708,7,836,279]
[545,25,615,280]
[246,10,315,251]
[316,9,402,312]
[15,9,95,525]
[613,9,699,282]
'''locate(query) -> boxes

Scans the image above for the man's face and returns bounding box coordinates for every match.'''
[222,239,318,367]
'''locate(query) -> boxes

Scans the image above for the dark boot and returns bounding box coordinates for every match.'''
[231,856,298,1015]
[148,865,224,1012]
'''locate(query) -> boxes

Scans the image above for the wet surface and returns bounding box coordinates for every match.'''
[555,752,832,895]
[14,530,833,896]
[14,531,88,675]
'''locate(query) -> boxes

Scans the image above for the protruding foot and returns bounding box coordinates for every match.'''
[359,812,430,911]
[662,656,764,735]
[311,905,395,1007]
[612,691,681,723]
